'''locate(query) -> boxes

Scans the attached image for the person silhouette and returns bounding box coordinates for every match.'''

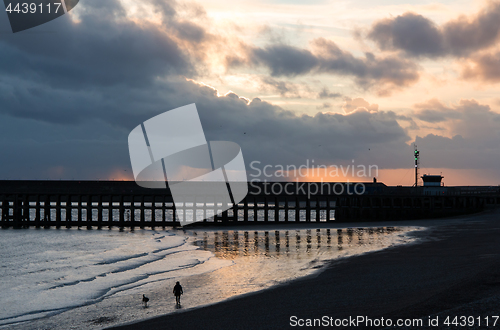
[173,281,183,306]
[142,294,149,308]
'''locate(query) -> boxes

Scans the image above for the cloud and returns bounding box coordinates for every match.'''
[259,77,307,98]
[316,102,332,110]
[0,79,414,179]
[390,112,419,131]
[461,51,500,82]
[414,98,500,142]
[342,97,378,113]
[258,78,342,99]
[367,13,444,57]
[250,44,318,76]
[0,0,234,125]
[414,133,500,170]
[180,83,412,170]
[1,0,500,180]
[367,1,500,58]
[317,87,342,99]
[412,98,500,170]
[230,38,420,96]
[0,0,193,90]
[0,0,414,177]
[313,38,420,95]
[171,20,208,43]
[413,99,461,123]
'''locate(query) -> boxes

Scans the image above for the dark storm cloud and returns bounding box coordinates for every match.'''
[188,89,412,169]
[367,2,500,58]
[414,99,500,151]
[0,0,414,178]
[0,0,220,124]
[414,133,500,169]
[0,0,197,90]
[2,0,499,180]
[412,98,500,170]
[251,44,319,76]
[0,74,414,179]
[234,38,420,95]
[367,13,444,57]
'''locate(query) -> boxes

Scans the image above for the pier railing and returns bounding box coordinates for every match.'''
[0,181,496,228]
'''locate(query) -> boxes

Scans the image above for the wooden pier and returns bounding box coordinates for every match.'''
[0,181,497,228]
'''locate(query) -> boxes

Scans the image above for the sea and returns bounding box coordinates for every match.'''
[0,219,425,329]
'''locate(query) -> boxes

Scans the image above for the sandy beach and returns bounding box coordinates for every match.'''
[110,209,500,329]
[0,221,419,330]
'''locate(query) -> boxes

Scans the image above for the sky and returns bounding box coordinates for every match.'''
[0,0,499,186]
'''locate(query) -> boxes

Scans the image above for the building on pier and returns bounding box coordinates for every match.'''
[422,175,446,196]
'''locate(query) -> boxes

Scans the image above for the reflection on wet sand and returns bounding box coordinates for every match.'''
[180,226,419,304]
[192,227,400,260]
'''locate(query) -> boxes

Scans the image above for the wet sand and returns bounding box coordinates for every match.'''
[110,209,500,329]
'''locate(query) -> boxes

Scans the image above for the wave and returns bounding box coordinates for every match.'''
[0,229,220,327]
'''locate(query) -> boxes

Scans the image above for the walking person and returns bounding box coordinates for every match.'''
[173,281,183,306]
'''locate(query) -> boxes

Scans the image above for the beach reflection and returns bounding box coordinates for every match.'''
[192,227,400,260]
[183,226,417,302]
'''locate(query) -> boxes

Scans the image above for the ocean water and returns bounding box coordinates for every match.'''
[0,225,424,330]
[0,228,229,327]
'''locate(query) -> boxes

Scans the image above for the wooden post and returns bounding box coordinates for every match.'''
[326,196,331,222]
[23,194,29,227]
[264,198,269,223]
[118,195,124,228]
[233,200,238,223]
[35,194,41,228]
[13,194,20,228]
[284,197,289,223]
[86,195,92,229]
[131,196,136,223]
[201,198,207,224]
[306,198,311,222]
[55,195,62,228]
[66,195,72,228]
[161,196,166,225]
[183,198,187,224]
[274,197,279,223]
[129,198,135,230]
[316,197,320,223]
[108,195,113,224]
[140,196,145,227]
[295,197,300,222]
[98,195,103,223]
[77,195,82,225]
[254,197,258,222]
[152,196,156,227]
[222,204,228,224]
[44,195,50,228]
[244,198,248,223]
[0,195,4,224]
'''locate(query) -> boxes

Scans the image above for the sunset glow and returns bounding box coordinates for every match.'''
[1,0,499,186]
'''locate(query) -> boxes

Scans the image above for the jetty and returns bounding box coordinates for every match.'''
[0,181,498,228]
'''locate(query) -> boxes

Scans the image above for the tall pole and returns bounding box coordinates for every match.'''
[414,144,419,187]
